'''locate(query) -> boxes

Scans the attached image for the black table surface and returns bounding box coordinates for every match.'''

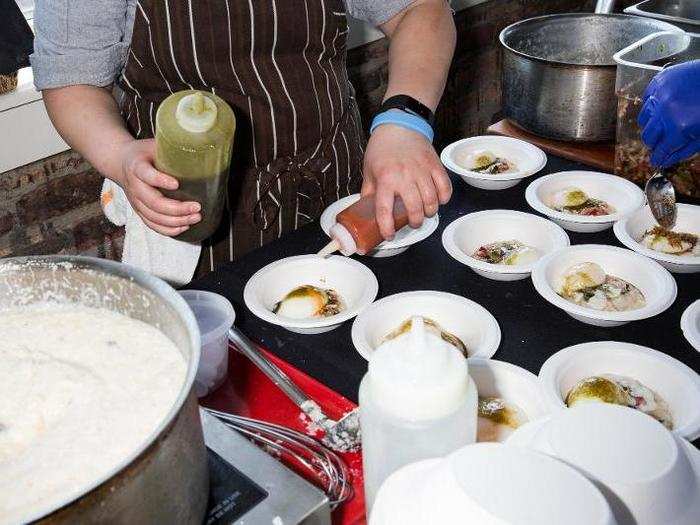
[190,155,700,407]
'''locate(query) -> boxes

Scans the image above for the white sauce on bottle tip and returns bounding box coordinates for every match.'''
[175,91,218,133]
[368,316,470,421]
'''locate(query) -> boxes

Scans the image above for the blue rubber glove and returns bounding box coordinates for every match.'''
[638,60,700,168]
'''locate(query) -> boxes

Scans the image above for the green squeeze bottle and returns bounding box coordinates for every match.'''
[155,90,236,243]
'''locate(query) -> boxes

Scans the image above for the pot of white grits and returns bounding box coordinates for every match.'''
[0,256,208,524]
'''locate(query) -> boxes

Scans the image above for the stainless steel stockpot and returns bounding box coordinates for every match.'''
[0,256,208,524]
[500,14,681,142]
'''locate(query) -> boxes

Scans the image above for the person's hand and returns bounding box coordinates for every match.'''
[638,60,700,168]
[361,124,452,239]
[116,138,202,236]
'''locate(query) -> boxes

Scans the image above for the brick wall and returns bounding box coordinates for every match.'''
[0,0,593,261]
[0,150,123,258]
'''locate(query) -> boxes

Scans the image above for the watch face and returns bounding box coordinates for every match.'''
[381,95,434,125]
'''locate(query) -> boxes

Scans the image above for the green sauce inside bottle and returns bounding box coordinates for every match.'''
[155,90,236,243]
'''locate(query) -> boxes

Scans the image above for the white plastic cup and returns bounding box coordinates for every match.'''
[179,290,235,397]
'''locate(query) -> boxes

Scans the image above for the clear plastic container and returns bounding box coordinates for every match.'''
[613,31,700,197]
[179,290,235,397]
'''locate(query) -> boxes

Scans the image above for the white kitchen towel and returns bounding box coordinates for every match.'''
[101,179,201,286]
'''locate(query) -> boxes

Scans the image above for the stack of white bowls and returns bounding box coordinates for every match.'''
[368,339,700,524]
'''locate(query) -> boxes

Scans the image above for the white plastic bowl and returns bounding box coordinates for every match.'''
[531,244,677,326]
[613,204,700,273]
[244,255,378,334]
[537,341,700,441]
[178,290,235,398]
[525,171,645,233]
[440,136,547,190]
[441,210,570,281]
[319,194,439,257]
[351,290,501,361]
[681,300,700,352]
[370,443,616,525]
[469,359,549,442]
[508,403,700,525]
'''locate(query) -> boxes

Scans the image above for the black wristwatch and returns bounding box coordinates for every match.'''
[379,95,435,127]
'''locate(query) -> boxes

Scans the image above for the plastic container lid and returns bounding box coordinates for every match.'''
[175,92,218,133]
[178,290,235,345]
[370,443,615,525]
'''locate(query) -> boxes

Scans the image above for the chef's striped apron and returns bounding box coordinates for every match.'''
[119,0,365,277]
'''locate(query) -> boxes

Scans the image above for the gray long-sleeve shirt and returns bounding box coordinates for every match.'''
[30,0,415,90]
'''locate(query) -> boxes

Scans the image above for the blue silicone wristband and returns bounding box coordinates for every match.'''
[370,109,435,143]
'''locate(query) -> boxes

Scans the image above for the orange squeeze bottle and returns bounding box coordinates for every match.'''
[318,196,410,256]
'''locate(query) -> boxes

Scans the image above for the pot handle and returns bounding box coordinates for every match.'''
[594,0,616,14]
[227,326,310,408]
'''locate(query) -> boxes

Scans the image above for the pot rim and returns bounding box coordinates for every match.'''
[0,255,201,523]
[499,13,682,69]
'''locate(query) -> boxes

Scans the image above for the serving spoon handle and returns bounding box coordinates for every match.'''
[227,326,310,407]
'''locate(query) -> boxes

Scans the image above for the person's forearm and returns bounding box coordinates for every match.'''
[42,85,134,185]
[381,0,456,111]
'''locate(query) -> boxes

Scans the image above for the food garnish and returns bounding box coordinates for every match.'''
[273,285,344,319]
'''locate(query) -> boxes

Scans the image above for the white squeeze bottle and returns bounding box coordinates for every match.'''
[359,316,478,514]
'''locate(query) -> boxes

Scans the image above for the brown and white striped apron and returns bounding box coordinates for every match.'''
[119,0,365,277]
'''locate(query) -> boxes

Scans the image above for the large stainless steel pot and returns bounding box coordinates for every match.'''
[500,14,682,142]
[625,1,700,34]
[0,256,208,524]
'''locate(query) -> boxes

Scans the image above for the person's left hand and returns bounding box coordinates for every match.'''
[361,124,452,240]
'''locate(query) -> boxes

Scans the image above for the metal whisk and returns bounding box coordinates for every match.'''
[204,408,354,509]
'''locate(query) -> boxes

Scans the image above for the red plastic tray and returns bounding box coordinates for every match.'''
[201,345,366,525]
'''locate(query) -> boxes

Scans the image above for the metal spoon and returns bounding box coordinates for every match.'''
[227,326,361,452]
[645,169,677,229]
